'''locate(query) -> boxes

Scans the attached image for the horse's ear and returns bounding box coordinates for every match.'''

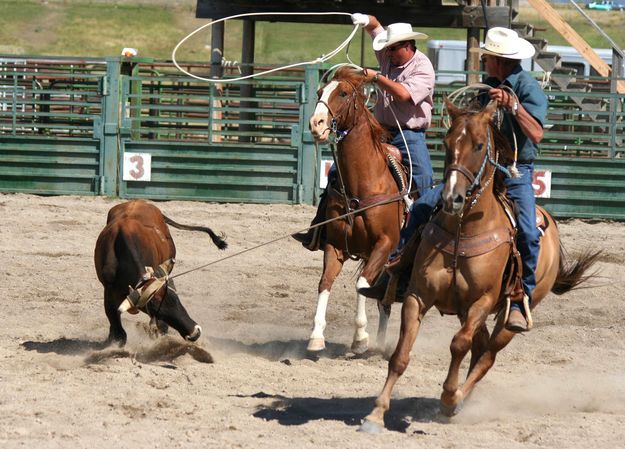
[481,100,498,123]
[444,97,461,120]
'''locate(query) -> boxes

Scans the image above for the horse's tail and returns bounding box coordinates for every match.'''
[163,215,228,250]
[551,244,601,295]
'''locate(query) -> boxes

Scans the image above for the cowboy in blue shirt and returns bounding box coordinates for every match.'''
[360,27,548,333]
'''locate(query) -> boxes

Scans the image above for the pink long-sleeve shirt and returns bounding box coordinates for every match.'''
[372,26,435,130]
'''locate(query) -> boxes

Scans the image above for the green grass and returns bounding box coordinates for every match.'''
[0,0,623,63]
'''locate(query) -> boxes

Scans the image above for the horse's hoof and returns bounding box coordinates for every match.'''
[439,399,463,417]
[307,338,326,352]
[358,419,384,434]
[351,337,369,355]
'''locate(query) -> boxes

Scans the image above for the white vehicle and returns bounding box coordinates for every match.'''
[426,39,621,83]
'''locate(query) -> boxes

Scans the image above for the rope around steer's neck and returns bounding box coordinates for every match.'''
[125,259,175,309]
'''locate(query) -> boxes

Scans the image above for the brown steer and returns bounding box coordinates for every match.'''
[94,200,227,346]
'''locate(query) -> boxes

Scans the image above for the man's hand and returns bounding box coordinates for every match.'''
[362,68,379,84]
[488,88,517,113]
[351,13,370,27]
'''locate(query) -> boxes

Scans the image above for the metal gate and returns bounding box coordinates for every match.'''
[0,57,111,195]
[116,62,312,203]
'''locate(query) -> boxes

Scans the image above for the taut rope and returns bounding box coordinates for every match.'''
[169,188,418,280]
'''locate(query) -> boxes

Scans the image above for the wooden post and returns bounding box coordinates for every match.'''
[210,21,224,143]
[210,22,224,79]
[240,19,255,142]
[610,50,624,157]
[467,28,481,85]
[526,0,625,93]
[466,0,482,86]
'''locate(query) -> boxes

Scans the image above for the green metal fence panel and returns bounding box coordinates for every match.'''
[117,64,306,203]
[0,57,107,195]
[0,56,624,219]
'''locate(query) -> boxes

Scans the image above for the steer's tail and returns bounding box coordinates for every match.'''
[163,215,228,250]
[551,245,601,295]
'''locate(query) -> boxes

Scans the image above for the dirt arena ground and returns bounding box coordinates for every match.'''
[1,193,624,449]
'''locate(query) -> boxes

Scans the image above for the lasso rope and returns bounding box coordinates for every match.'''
[173,13,414,197]
[172,12,360,83]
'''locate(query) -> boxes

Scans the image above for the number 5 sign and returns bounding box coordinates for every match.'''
[532,169,551,198]
[123,152,152,182]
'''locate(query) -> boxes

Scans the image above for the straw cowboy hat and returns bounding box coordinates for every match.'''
[480,27,536,60]
[372,23,428,51]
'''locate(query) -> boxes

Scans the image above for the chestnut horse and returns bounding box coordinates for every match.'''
[307,66,408,354]
[360,100,599,432]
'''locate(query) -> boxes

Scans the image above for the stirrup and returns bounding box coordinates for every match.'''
[503,294,533,332]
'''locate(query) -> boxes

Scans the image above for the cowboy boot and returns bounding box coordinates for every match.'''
[357,271,390,301]
[386,229,422,275]
[358,265,412,303]
[505,294,532,333]
[292,192,327,251]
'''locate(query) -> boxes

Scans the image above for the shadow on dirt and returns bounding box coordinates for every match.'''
[21,337,106,355]
[245,391,441,433]
[207,336,388,362]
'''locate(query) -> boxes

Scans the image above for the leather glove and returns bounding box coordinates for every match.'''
[351,13,370,27]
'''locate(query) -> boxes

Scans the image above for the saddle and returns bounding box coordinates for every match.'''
[421,193,549,304]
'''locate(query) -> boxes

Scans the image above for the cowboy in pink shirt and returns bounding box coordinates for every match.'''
[354,14,435,196]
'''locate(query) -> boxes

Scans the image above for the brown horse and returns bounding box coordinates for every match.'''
[360,99,599,432]
[306,66,408,354]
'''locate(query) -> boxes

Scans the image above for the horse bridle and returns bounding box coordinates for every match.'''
[444,126,512,201]
[316,79,360,143]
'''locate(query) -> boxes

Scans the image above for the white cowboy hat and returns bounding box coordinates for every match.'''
[480,27,535,60]
[372,23,428,51]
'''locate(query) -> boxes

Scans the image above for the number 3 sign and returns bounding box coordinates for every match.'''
[123,152,152,182]
[532,169,551,198]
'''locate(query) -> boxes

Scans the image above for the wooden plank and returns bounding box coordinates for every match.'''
[526,0,625,93]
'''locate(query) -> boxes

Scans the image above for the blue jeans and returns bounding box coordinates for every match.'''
[396,183,443,251]
[505,163,540,301]
[390,129,433,196]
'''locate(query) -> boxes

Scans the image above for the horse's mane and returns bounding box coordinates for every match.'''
[332,66,390,144]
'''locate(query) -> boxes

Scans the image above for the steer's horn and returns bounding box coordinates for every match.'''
[118,298,134,314]
[118,286,141,314]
